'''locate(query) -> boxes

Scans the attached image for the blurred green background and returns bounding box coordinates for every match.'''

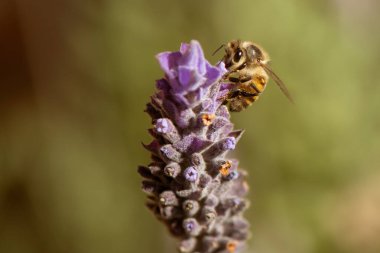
[1,0,380,253]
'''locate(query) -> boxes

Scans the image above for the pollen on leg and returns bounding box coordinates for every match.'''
[219,160,232,176]
[201,113,216,126]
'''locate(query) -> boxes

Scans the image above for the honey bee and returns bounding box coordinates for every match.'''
[213,40,293,112]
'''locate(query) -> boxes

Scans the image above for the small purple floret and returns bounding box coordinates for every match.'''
[233,198,241,207]
[222,137,236,150]
[156,40,226,106]
[156,118,170,133]
[184,220,195,232]
[184,166,198,182]
[227,170,239,180]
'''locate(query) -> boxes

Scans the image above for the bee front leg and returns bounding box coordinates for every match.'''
[225,72,252,83]
[220,88,245,103]
[220,87,255,105]
[226,89,259,112]
[219,73,254,107]
[228,89,256,98]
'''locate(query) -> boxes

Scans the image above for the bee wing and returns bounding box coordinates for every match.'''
[262,64,294,104]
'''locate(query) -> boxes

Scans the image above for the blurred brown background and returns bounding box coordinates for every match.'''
[1,0,380,253]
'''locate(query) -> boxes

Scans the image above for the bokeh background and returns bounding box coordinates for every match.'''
[1,0,380,253]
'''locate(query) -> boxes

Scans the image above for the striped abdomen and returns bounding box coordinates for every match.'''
[226,68,268,112]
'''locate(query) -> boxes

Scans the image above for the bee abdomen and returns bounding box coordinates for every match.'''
[249,76,267,94]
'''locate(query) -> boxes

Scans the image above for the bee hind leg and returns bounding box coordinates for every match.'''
[219,89,244,105]
[226,89,258,112]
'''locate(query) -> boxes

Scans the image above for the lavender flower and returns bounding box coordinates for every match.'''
[139,40,250,253]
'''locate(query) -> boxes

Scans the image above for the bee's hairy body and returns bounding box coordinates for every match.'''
[224,63,269,112]
[218,40,292,112]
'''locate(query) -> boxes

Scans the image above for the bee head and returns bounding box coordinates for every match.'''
[214,40,270,70]
[223,40,247,70]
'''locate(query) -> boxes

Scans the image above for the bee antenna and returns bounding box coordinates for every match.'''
[212,44,225,56]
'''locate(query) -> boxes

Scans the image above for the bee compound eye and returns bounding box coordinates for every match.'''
[233,48,242,62]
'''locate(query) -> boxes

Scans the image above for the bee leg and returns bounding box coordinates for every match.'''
[218,93,230,105]
[227,74,251,84]
[219,87,250,105]
[226,89,258,112]
[228,89,255,98]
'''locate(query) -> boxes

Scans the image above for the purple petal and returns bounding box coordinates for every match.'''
[178,66,193,87]
[156,51,181,79]
[204,63,223,86]
[193,40,206,75]
[180,42,190,54]
[178,41,200,70]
